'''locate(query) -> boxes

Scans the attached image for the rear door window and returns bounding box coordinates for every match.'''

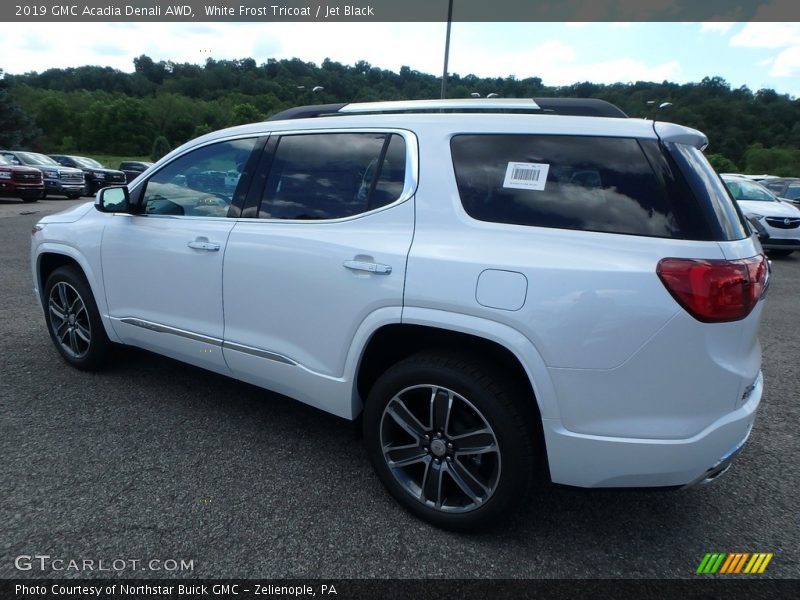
[258,132,407,220]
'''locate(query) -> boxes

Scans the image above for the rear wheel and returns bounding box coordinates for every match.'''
[363,351,537,531]
[43,266,111,370]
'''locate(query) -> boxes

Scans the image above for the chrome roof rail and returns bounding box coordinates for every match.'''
[266,98,628,121]
[338,98,542,113]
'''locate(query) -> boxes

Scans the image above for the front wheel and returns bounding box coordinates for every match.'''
[43,266,112,370]
[768,249,793,257]
[363,351,538,531]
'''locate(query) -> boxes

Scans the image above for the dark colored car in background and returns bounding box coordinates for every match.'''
[50,155,126,195]
[0,150,85,199]
[0,154,44,202]
[119,160,153,184]
[761,177,800,207]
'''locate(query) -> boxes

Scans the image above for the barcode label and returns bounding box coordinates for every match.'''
[503,162,549,191]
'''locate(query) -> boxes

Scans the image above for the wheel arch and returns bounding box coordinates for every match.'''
[37,252,82,303]
[354,311,560,424]
[35,245,120,343]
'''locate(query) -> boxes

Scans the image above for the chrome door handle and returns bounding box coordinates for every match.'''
[187,240,220,251]
[343,260,392,274]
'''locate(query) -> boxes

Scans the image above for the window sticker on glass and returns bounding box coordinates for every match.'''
[503,162,549,191]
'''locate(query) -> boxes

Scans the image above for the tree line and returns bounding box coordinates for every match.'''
[1,55,799,174]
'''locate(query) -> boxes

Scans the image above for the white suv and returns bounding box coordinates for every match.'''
[31,99,768,530]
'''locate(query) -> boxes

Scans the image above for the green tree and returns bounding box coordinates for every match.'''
[230,103,262,126]
[706,153,739,173]
[6,54,800,169]
[150,135,171,161]
[0,70,40,148]
[743,144,800,176]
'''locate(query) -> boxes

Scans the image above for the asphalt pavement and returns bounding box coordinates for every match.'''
[1,197,798,579]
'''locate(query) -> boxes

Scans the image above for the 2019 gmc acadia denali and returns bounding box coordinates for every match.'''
[30,99,768,530]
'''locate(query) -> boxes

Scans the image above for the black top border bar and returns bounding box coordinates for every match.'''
[3,0,800,22]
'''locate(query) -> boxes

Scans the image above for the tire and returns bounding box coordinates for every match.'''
[21,196,38,203]
[768,249,793,257]
[67,193,81,199]
[43,266,112,370]
[363,351,537,531]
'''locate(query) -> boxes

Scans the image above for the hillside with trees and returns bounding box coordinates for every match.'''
[2,55,799,173]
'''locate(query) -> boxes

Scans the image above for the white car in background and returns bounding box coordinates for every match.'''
[722,174,800,256]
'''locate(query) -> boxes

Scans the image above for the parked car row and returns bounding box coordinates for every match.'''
[761,177,800,204]
[0,151,151,203]
[49,155,126,195]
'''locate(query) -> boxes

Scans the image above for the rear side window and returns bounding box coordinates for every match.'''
[451,134,691,238]
[451,134,744,240]
[259,133,407,220]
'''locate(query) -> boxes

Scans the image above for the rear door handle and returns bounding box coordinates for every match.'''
[187,239,220,251]
[343,260,392,274]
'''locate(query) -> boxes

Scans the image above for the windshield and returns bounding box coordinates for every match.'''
[0,155,9,165]
[724,178,776,202]
[18,152,60,166]
[73,156,103,168]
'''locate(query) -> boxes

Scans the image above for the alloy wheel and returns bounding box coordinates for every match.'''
[379,384,501,513]
[48,281,92,359]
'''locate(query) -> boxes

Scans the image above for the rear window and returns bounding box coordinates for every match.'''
[450,134,739,240]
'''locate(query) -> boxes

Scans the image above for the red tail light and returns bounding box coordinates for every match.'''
[656,255,769,323]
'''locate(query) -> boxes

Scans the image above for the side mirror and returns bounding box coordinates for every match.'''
[95,186,130,213]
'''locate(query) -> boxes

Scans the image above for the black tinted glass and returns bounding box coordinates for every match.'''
[668,143,748,241]
[451,134,689,238]
[259,133,406,220]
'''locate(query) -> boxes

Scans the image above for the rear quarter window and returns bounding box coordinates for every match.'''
[450,134,728,240]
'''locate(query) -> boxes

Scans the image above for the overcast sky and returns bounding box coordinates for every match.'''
[2,22,799,97]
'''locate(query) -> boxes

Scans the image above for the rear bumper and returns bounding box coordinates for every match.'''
[542,371,762,488]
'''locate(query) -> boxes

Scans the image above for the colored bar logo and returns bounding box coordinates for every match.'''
[696,553,773,574]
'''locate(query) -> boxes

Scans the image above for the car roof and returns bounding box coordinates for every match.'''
[185,112,703,149]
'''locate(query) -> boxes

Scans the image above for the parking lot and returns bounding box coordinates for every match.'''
[1,197,798,579]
